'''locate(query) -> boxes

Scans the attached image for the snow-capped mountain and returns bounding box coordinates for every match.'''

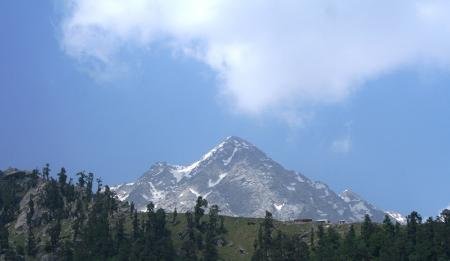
[386,211,407,225]
[112,136,396,222]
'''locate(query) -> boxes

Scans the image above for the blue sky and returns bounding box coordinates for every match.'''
[1,0,450,217]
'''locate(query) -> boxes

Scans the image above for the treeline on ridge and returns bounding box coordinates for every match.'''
[0,165,226,260]
[1,165,450,261]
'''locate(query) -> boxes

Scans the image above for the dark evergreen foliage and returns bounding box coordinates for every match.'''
[1,165,450,261]
[252,210,450,261]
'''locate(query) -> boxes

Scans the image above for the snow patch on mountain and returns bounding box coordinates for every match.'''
[148,182,164,200]
[223,148,237,165]
[189,188,201,198]
[285,185,295,191]
[274,203,285,211]
[208,173,228,187]
[386,211,407,224]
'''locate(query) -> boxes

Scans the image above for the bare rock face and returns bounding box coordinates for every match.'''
[112,136,393,222]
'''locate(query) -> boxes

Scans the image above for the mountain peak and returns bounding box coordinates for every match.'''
[113,136,393,222]
[339,189,362,202]
[224,135,250,143]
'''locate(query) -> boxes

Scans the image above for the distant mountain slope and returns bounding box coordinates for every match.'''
[112,136,399,222]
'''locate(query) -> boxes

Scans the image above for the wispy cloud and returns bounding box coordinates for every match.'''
[60,0,450,116]
[331,136,351,154]
[330,121,352,154]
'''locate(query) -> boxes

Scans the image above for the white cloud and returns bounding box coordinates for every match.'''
[61,0,450,115]
[331,136,351,154]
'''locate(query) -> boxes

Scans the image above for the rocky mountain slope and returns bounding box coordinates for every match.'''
[112,136,400,222]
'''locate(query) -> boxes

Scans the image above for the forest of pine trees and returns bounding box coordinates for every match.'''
[0,166,226,260]
[251,210,450,260]
[1,165,450,261]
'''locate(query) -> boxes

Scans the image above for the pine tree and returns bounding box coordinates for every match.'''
[194,196,208,230]
[26,196,37,256]
[219,215,227,234]
[0,218,9,253]
[86,172,94,201]
[271,230,284,260]
[181,211,198,261]
[252,226,264,261]
[49,218,61,251]
[130,201,135,217]
[43,179,64,219]
[172,207,178,224]
[142,202,156,259]
[292,232,310,260]
[309,227,315,253]
[30,168,39,187]
[361,214,374,250]
[406,211,422,257]
[77,171,86,188]
[57,167,67,187]
[392,221,407,260]
[251,211,274,261]
[341,224,357,260]
[96,177,102,193]
[115,216,130,261]
[379,215,395,260]
[441,209,450,258]
[415,217,436,260]
[153,208,174,260]
[42,163,51,180]
[132,210,140,241]
[315,224,329,260]
[204,205,220,261]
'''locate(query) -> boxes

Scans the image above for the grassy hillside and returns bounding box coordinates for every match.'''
[165,213,353,261]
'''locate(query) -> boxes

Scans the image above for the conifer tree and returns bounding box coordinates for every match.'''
[361,214,374,247]
[57,167,67,187]
[181,211,198,261]
[416,217,437,260]
[132,210,140,241]
[315,224,328,260]
[130,201,135,217]
[96,177,102,193]
[77,171,86,188]
[252,211,274,261]
[440,209,450,258]
[172,207,178,224]
[0,218,9,253]
[142,202,156,259]
[115,216,130,261]
[341,224,357,260]
[49,218,61,251]
[42,163,50,180]
[204,205,220,261]
[379,215,395,260]
[31,168,39,187]
[194,196,208,230]
[153,208,174,260]
[406,211,422,256]
[309,227,315,253]
[26,196,37,256]
[86,172,94,201]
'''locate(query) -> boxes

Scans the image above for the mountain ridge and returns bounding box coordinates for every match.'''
[112,136,402,222]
